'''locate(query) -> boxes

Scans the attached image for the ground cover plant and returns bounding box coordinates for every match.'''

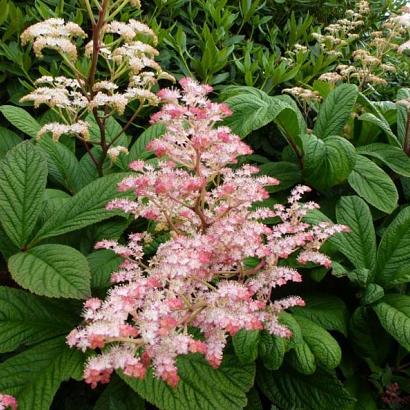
[0,0,409,409]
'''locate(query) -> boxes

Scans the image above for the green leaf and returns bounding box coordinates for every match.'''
[0,337,83,410]
[279,312,302,348]
[128,124,166,162]
[259,161,301,192]
[8,244,91,299]
[233,329,260,363]
[0,141,47,248]
[313,84,358,140]
[38,136,83,194]
[373,294,410,351]
[258,331,286,370]
[302,135,356,190]
[359,112,401,147]
[94,375,145,410]
[287,342,316,375]
[375,206,410,287]
[335,196,377,271]
[347,154,398,213]
[0,126,21,159]
[0,286,75,353]
[121,354,255,410]
[361,284,384,305]
[0,105,41,138]
[32,173,131,243]
[294,315,342,369]
[357,143,410,177]
[89,249,122,289]
[292,294,348,336]
[257,366,355,410]
[397,88,410,145]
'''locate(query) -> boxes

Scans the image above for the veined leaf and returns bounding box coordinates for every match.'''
[89,249,122,289]
[357,143,410,177]
[32,173,131,243]
[259,161,301,192]
[0,126,21,159]
[121,354,255,410]
[335,196,377,271]
[0,286,75,353]
[128,124,166,162]
[257,366,355,410]
[0,337,83,410]
[0,141,47,248]
[9,244,91,299]
[258,331,287,370]
[348,154,398,214]
[233,329,260,363]
[359,112,401,147]
[373,294,410,351]
[287,342,316,375]
[313,83,358,140]
[375,206,410,287]
[0,105,41,138]
[397,88,410,145]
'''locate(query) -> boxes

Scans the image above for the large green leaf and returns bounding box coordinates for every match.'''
[259,161,301,193]
[397,88,410,145]
[335,196,377,271]
[0,337,83,410]
[313,84,358,139]
[0,126,22,159]
[121,354,255,410]
[0,141,47,248]
[0,286,75,353]
[0,105,41,138]
[302,135,356,190]
[32,173,131,243]
[294,315,342,370]
[347,154,398,213]
[359,112,401,147]
[287,342,316,375]
[375,206,410,287]
[257,366,355,410]
[128,124,166,162]
[38,136,83,194]
[232,329,260,363]
[292,294,348,336]
[8,244,91,299]
[373,294,410,351]
[357,143,410,177]
[89,249,122,289]
[258,331,286,370]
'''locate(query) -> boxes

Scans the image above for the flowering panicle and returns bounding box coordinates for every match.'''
[0,394,17,410]
[68,78,347,388]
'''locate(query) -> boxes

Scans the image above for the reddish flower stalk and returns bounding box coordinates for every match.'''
[68,78,347,388]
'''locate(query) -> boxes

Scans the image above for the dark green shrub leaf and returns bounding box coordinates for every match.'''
[259,161,301,192]
[0,126,21,159]
[258,331,286,370]
[0,105,41,138]
[0,337,83,410]
[358,112,400,147]
[0,141,47,248]
[120,353,255,410]
[257,366,355,410]
[9,244,91,299]
[335,196,376,271]
[313,83,358,140]
[128,123,166,162]
[373,294,410,351]
[233,329,260,363]
[89,249,122,289]
[347,154,398,214]
[361,284,384,305]
[287,342,316,375]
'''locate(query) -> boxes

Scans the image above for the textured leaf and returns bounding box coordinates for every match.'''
[121,354,255,410]
[373,294,410,351]
[38,136,83,193]
[347,154,398,213]
[335,196,377,271]
[359,112,401,147]
[258,331,286,370]
[0,337,83,410]
[259,161,301,192]
[89,250,122,289]
[287,342,316,375]
[128,124,166,162]
[375,206,410,287]
[294,315,341,369]
[0,286,75,353]
[313,83,358,139]
[361,284,384,305]
[0,126,21,159]
[357,143,410,177]
[0,141,47,248]
[0,105,41,138]
[8,244,91,299]
[292,294,348,336]
[397,88,410,145]
[233,329,260,363]
[32,173,131,243]
[302,135,356,190]
[279,312,302,348]
[257,366,355,410]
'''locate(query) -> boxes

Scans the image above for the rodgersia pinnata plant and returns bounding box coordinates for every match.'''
[68,77,347,388]
[19,0,173,176]
[0,394,17,410]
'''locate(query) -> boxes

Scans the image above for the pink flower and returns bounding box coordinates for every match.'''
[0,394,17,410]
